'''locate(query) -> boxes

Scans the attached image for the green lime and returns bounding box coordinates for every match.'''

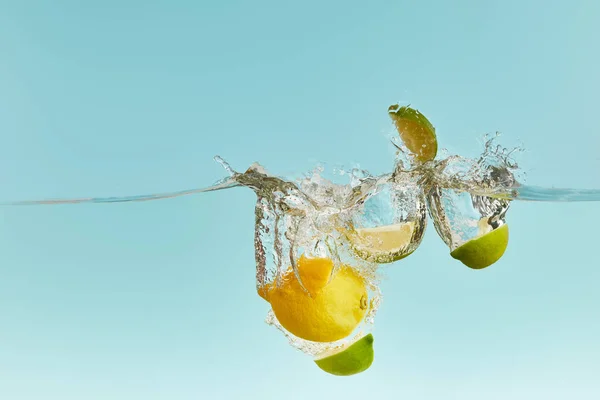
[388,104,438,162]
[314,334,374,376]
[450,224,509,269]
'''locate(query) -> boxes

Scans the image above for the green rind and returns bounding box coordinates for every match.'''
[314,334,374,376]
[388,105,436,136]
[450,224,509,269]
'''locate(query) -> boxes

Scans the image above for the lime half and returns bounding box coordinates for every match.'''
[388,104,437,162]
[314,334,375,376]
[450,224,509,269]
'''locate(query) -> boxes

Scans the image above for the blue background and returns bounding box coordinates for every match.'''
[1,1,599,399]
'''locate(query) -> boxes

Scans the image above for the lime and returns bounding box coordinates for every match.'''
[388,104,437,162]
[351,222,416,263]
[266,255,369,343]
[314,333,375,376]
[450,224,509,269]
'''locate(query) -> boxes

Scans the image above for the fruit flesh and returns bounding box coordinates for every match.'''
[265,256,369,342]
[352,222,416,263]
[314,333,375,376]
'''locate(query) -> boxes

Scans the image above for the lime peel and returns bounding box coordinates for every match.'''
[314,333,375,376]
[450,224,509,269]
[388,104,438,162]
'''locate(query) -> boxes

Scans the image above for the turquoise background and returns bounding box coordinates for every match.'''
[1,1,599,399]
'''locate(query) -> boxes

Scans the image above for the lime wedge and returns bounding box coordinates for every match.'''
[388,104,437,162]
[351,222,416,263]
[314,334,374,376]
[450,224,509,269]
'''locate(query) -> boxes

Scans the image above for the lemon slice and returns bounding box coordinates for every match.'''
[388,104,437,162]
[351,222,416,263]
[450,224,509,269]
[314,334,375,376]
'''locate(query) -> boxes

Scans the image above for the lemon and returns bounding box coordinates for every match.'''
[450,224,509,269]
[388,104,437,162]
[266,255,369,343]
[351,222,416,263]
[314,333,375,376]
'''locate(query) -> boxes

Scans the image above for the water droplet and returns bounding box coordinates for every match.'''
[213,155,238,176]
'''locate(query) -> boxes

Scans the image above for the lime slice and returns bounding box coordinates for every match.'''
[388,104,437,162]
[450,224,509,269]
[314,334,374,376]
[351,222,416,263]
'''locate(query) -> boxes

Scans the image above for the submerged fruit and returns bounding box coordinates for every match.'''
[314,333,375,376]
[388,104,438,162]
[266,256,369,342]
[351,222,416,263]
[450,224,509,269]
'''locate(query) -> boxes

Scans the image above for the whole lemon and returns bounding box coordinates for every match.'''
[265,255,369,343]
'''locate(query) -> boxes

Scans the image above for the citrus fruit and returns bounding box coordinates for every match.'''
[266,255,369,343]
[388,104,437,162]
[350,222,416,263]
[450,224,509,269]
[314,333,375,376]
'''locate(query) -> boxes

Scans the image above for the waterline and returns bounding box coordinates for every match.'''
[3,181,600,206]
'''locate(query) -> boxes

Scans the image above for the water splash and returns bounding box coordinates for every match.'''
[228,160,390,357]
[2,138,599,359]
[2,142,598,206]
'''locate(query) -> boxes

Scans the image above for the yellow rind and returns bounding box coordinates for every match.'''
[267,256,369,342]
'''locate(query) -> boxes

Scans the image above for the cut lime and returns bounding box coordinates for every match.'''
[314,333,374,376]
[388,104,437,162]
[351,222,416,263]
[450,224,509,269]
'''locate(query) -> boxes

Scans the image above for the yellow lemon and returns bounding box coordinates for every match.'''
[351,222,416,263]
[388,104,438,162]
[266,255,369,343]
